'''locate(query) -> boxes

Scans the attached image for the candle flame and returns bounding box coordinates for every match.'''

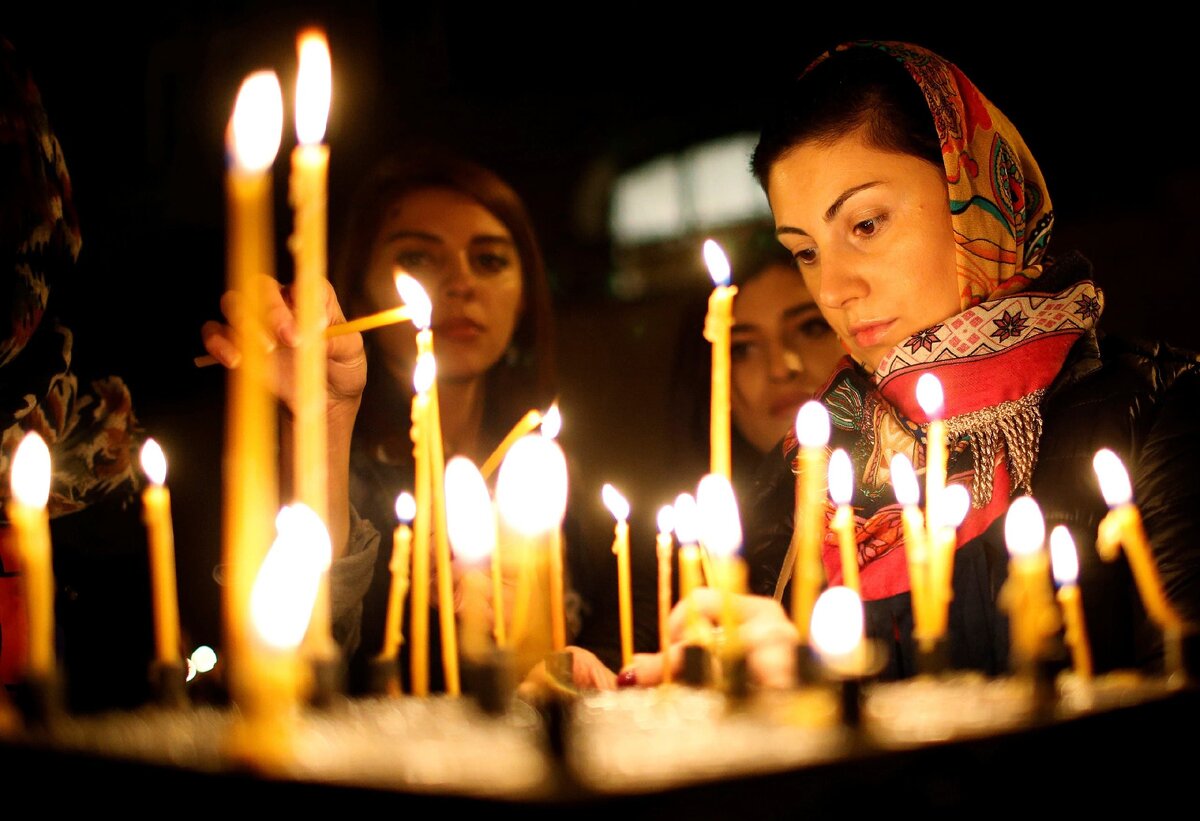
[295,29,331,145]
[657,504,675,536]
[140,438,167,486]
[190,645,217,675]
[915,373,945,419]
[495,434,569,535]
[11,431,51,508]
[413,351,436,393]
[702,238,731,287]
[1092,448,1133,507]
[810,586,864,658]
[795,400,831,448]
[1004,495,1045,558]
[936,483,971,530]
[1049,525,1079,586]
[394,272,433,329]
[231,71,283,173]
[444,456,496,564]
[889,453,919,507]
[828,448,853,506]
[250,503,332,650]
[696,473,741,559]
[394,491,416,524]
[601,483,630,522]
[673,492,699,545]
[541,402,562,439]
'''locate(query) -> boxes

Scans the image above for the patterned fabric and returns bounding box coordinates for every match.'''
[780,41,1103,602]
[0,38,140,518]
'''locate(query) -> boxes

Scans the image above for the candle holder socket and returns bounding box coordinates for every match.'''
[462,647,516,716]
[682,644,711,687]
[721,650,751,701]
[12,670,64,728]
[366,655,403,697]
[307,653,346,709]
[149,659,189,709]
[794,644,823,686]
[916,635,951,677]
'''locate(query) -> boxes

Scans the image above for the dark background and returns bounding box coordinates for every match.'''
[5,3,1196,653]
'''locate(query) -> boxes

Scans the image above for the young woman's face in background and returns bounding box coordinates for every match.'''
[731,263,844,453]
[363,187,524,383]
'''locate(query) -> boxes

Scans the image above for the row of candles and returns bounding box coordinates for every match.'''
[4,27,1191,745]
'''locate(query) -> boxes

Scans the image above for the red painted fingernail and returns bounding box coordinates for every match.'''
[617,668,637,688]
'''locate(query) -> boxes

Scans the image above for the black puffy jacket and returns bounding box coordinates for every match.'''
[743,329,1200,679]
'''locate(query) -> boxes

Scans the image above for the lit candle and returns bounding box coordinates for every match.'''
[236,503,330,768]
[1002,496,1060,672]
[541,404,566,651]
[140,439,182,667]
[479,406,546,481]
[673,492,705,644]
[789,401,830,645]
[289,29,334,662]
[395,273,459,695]
[810,585,867,677]
[223,71,282,708]
[696,474,745,654]
[656,504,675,685]
[702,239,737,482]
[380,492,415,663]
[444,457,497,662]
[409,351,434,696]
[1092,449,1184,631]
[7,432,54,681]
[827,448,860,595]
[603,483,634,669]
[915,373,947,548]
[890,453,931,643]
[495,433,569,677]
[927,483,970,641]
[1049,525,1093,679]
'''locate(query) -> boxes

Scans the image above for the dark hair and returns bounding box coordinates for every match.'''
[751,44,943,190]
[331,144,556,437]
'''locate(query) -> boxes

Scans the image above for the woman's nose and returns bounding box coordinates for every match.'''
[441,251,475,297]
[816,252,869,309]
[769,345,804,382]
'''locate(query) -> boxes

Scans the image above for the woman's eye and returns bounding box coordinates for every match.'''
[853,213,887,237]
[473,252,513,275]
[793,248,817,266]
[730,340,756,362]
[395,250,436,273]
[799,318,833,339]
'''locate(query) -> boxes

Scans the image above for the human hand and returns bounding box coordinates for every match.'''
[199,275,366,415]
[516,645,617,701]
[619,588,799,690]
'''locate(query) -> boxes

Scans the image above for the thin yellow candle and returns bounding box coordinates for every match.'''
[480,407,545,481]
[697,473,745,655]
[1050,525,1093,679]
[810,585,868,678]
[495,433,568,678]
[140,439,182,666]
[927,483,970,640]
[1092,449,1184,631]
[289,30,334,661]
[827,448,860,595]
[239,504,329,768]
[916,373,948,550]
[7,432,54,680]
[1001,496,1060,673]
[542,404,566,651]
[444,457,498,662]
[673,492,705,644]
[788,401,830,645]
[396,273,459,695]
[409,352,434,696]
[380,492,416,661]
[656,504,675,685]
[891,453,932,643]
[603,483,634,670]
[223,72,282,707]
[702,239,737,482]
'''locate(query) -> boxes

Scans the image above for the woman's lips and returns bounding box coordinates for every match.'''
[850,319,896,349]
[434,317,484,341]
[770,392,810,417]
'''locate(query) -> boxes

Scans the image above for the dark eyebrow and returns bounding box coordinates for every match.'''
[384,230,442,244]
[775,181,884,238]
[782,301,820,320]
[469,235,515,246]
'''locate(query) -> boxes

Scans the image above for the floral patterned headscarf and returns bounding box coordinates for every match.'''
[0,38,140,517]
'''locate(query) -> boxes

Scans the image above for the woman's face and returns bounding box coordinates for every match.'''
[766,126,959,371]
[731,264,844,453]
[362,187,524,383]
